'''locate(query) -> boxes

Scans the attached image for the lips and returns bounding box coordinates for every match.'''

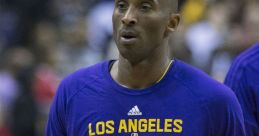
[119,30,138,45]
[121,32,137,39]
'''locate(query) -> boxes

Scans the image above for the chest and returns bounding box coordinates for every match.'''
[65,89,210,136]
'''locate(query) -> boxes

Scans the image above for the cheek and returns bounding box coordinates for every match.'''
[144,21,167,41]
[112,14,121,41]
[112,11,124,27]
[112,14,118,31]
[141,16,168,39]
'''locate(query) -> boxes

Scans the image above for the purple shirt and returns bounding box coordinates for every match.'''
[46,59,245,136]
[225,43,259,136]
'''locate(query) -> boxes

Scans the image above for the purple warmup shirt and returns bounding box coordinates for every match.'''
[225,43,259,136]
[46,59,245,136]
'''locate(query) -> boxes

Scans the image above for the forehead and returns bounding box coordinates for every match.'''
[116,0,173,9]
[115,0,171,5]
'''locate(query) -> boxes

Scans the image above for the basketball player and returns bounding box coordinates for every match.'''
[46,0,246,135]
[225,43,259,136]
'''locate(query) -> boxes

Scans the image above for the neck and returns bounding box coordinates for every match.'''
[110,44,171,89]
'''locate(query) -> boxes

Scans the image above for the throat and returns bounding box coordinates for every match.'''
[110,59,173,89]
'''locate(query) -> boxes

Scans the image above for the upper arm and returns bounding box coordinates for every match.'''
[45,81,67,136]
[208,88,246,136]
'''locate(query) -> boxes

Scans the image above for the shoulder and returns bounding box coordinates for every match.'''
[56,60,108,100]
[229,43,259,72]
[173,59,232,97]
[46,61,109,135]
[173,59,240,110]
[172,60,245,134]
[225,43,259,85]
[234,43,259,74]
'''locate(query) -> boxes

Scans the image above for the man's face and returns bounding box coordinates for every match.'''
[113,0,176,62]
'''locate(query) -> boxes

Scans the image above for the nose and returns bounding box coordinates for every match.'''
[121,8,137,26]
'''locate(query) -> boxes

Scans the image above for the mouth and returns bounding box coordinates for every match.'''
[121,32,137,39]
[122,35,136,39]
[120,31,138,45]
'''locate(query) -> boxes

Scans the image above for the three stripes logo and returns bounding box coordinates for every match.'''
[131,133,138,136]
[128,105,142,116]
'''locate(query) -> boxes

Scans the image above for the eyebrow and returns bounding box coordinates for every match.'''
[145,0,157,3]
[140,0,158,5]
[153,0,158,4]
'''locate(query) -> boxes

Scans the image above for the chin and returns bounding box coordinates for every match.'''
[119,50,147,65]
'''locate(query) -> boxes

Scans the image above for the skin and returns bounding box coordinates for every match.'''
[111,0,180,89]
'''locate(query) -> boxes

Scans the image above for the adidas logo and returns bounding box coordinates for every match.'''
[131,133,138,136]
[128,105,142,116]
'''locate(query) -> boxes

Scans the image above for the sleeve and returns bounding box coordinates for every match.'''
[207,87,246,136]
[225,64,259,135]
[243,65,259,135]
[45,81,67,136]
[255,87,259,136]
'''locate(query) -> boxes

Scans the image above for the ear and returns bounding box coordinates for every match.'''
[164,14,180,37]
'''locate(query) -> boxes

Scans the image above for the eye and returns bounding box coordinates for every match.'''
[116,1,128,11]
[140,2,152,11]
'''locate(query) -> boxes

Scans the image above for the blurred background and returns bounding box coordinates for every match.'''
[0,0,258,135]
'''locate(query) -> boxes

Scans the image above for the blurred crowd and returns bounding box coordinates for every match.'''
[0,0,258,135]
